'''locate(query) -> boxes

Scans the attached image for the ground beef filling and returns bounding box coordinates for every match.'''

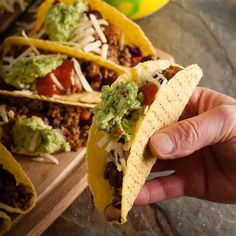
[104,162,123,222]
[104,24,156,67]
[0,164,33,210]
[0,96,91,150]
[80,61,118,90]
[161,65,183,80]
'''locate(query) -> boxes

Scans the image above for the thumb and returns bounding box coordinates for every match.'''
[149,105,236,159]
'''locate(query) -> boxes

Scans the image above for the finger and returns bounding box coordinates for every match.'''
[149,104,236,159]
[135,174,185,205]
[179,87,235,120]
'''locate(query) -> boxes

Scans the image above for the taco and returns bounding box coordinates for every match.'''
[27,0,156,68]
[0,91,92,164]
[87,60,203,223]
[0,143,36,214]
[1,35,125,104]
[0,211,11,234]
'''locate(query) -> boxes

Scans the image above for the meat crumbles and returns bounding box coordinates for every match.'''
[0,164,33,210]
[161,65,183,80]
[0,96,92,151]
[104,24,156,67]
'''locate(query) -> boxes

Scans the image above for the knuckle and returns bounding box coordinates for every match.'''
[174,119,200,148]
[218,104,236,135]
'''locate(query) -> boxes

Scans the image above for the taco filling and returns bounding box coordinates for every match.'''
[0,164,33,210]
[31,0,156,67]
[93,65,182,221]
[2,45,118,98]
[0,0,27,14]
[0,95,91,163]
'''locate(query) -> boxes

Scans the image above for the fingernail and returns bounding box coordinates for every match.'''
[151,133,174,155]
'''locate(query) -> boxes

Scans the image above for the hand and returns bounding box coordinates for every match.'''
[135,87,236,205]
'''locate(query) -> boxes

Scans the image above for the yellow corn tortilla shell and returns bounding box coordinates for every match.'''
[32,0,155,58]
[0,211,11,235]
[2,36,124,105]
[87,60,203,224]
[0,143,37,214]
[0,89,95,108]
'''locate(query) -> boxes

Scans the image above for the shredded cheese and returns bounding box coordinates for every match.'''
[22,31,40,55]
[101,44,109,59]
[89,14,107,43]
[72,35,95,47]
[29,131,39,152]
[72,58,93,92]
[83,40,102,53]
[50,74,65,91]
[0,105,8,123]
[32,154,59,165]
[71,28,95,42]
[97,135,109,148]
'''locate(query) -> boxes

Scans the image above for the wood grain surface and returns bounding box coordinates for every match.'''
[5,149,87,236]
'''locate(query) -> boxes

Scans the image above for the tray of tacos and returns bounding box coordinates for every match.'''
[0,0,177,235]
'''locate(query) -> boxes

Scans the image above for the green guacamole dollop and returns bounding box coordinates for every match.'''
[4,56,63,89]
[45,0,88,42]
[12,116,71,154]
[93,82,144,141]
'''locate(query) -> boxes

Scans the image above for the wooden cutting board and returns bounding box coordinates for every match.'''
[5,149,87,236]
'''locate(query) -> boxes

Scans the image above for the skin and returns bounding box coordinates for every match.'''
[135,87,236,205]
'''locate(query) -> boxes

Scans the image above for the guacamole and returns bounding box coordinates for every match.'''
[93,82,144,141]
[4,56,63,89]
[45,0,88,41]
[12,116,70,154]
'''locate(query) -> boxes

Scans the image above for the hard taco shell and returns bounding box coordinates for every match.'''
[0,211,11,235]
[87,60,203,223]
[0,143,37,214]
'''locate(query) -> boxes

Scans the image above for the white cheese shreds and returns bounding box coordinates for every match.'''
[83,40,102,53]
[29,131,39,152]
[73,35,95,47]
[16,47,34,62]
[50,74,65,91]
[97,135,109,148]
[7,110,15,119]
[32,154,59,165]
[101,44,109,59]
[91,47,102,54]
[22,31,40,55]
[14,90,33,95]
[43,154,59,165]
[71,28,94,42]
[161,79,168,87]
[105,140,119,153]
[0,105,8,123]
[70,70,75,86]
[90,14,107,43]
[72,58,93,92]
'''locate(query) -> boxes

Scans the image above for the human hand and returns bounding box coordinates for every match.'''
[135,87,236,205]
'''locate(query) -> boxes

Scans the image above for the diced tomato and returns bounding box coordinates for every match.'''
[139,82,158,106]
[36,73,60,97]
[80,109,91,121]
[113,128,123,138]
[52,59,74,89]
